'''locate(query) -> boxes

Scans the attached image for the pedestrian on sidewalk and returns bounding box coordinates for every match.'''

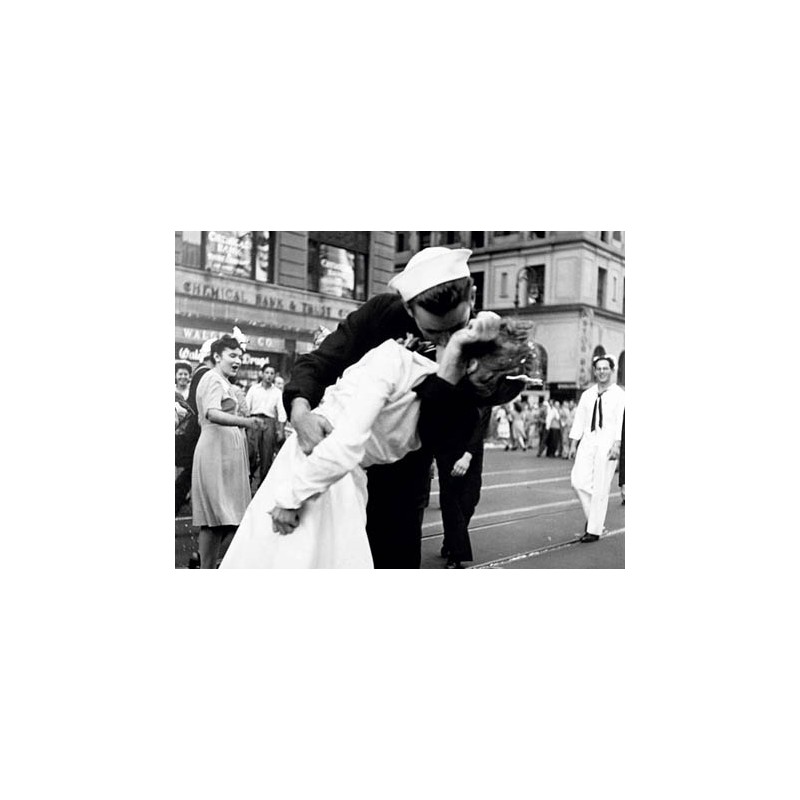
[495,405,511,449]
[245,364,287,489]
[509,400,527,450]
[535,398,548,456]
[568,355,625,543]
[546,399,562,456]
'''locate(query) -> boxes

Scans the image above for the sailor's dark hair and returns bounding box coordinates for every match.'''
[408,277,473,314]
[592,354,615,370]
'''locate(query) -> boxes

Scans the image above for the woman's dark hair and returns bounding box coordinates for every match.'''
[210,335,242,360]
[460,319,535,393]
[409,277,473,315]
[175,361,192,376]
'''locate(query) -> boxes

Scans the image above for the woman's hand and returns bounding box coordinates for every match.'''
[271,505,301,535]
[437,311,502,385]
[450,311,502,349]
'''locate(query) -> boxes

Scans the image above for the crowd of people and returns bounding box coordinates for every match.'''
[492,398,577,457]
[175,246,625,569]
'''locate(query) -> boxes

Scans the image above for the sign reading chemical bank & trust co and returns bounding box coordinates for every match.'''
[176,269,357,321]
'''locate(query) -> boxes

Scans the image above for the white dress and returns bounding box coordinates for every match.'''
[220,340,439,569]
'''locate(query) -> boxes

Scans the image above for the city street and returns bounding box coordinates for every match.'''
[175,445,624,569]
[422,445,624,569]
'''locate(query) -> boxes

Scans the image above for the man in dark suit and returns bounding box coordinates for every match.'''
[283,247,522,568]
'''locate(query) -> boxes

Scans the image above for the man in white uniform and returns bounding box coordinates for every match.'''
[245,364,287,487]
[568,355,625,542]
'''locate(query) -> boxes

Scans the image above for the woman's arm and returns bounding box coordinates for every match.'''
[206,408,258,429]
[272,342,401,514]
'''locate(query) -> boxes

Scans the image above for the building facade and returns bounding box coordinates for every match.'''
[394,232,626,400]
[175,231,395,385]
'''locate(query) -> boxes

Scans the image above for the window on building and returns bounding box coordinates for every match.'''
[599,231,609,243]
[531,343,548,385]
[471,271,485,311]
[252,232,273,282]
[396,232,409,252]
[613,231,622,242]
[307,232,369,301]
[612,275,618,302]
[525,265,545,306]
[443,231,461,245]
[205,231,255,278]
[418,231,432,249]
[175,231,203,269]
[516,265,545,308]
[529,231,547,239]
[493,231,516,238]
[597,267,607,307]
[500,272,508,297]
[470,231,485,248]
[176,231,274,282]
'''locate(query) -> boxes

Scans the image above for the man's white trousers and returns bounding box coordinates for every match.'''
[570,432,617,535]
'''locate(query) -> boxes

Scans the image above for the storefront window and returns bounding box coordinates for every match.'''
[175,231,274,282]
[175,231,203,268]
[307,238,368,300]
[206,231,251,277]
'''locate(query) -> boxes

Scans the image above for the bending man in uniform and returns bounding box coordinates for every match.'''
[221,318,532,568]
[282,246,523,568]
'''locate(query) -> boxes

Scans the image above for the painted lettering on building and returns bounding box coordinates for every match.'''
[178,272,356,321]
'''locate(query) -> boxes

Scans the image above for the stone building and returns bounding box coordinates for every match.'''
[394,231,625,400]
[175,231,395,385]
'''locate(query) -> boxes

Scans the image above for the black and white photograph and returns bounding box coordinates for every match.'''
[174,231,625,568]
[9,1,798,797]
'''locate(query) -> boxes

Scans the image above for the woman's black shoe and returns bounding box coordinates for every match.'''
[188,551,201,568]
[445,559,464,569]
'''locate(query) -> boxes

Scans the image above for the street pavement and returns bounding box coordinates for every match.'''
[421,445,624,569]
[175,444,624,569]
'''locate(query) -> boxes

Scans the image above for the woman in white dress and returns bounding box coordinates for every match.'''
[220,315,533,569]
[192,335,268,568]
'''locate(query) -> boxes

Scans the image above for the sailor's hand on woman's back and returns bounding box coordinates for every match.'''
[290,398,334,455]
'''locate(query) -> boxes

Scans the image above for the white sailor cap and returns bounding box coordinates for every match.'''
[388,246,472,302]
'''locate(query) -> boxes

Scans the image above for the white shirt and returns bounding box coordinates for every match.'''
[245,383,287,422]
[272,340,438,510]
[569,383,625,442]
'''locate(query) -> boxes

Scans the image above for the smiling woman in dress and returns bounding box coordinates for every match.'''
[191,334,267,568]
